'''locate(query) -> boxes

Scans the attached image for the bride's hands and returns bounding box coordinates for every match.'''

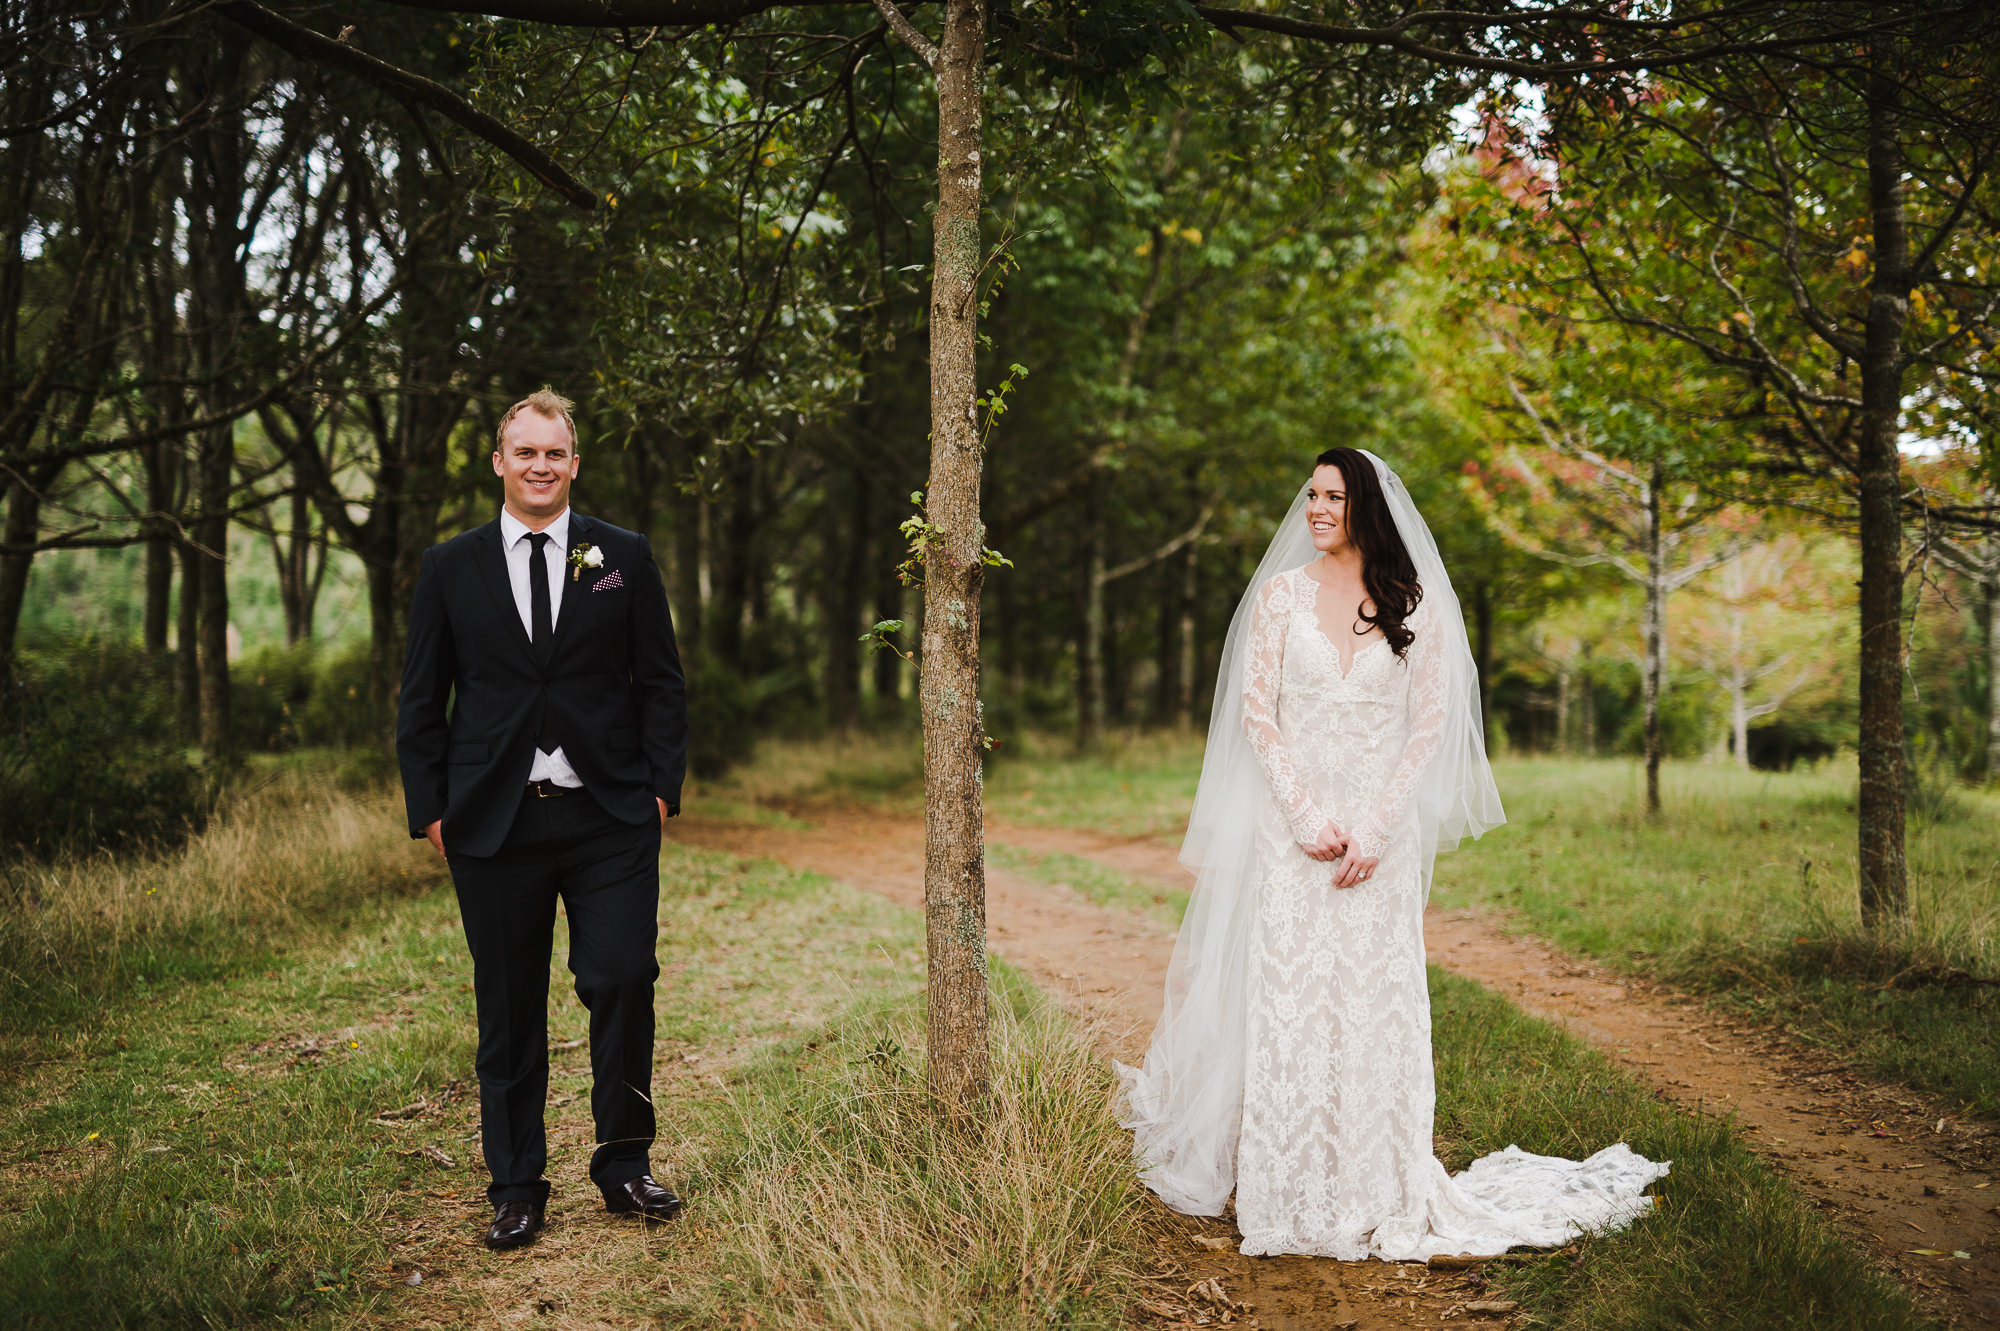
[1300,819,1348,863]
[1331,850,1379,889]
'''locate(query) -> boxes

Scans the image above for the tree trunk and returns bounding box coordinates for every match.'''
[186,35,248,760]
[826,467,867,729]
[873,503,901,706]
[0,463,58,674]
[194,422,234,757]
[175,538,201,730]
[1154,560,1177,724]
[1731,669,1751,772]
[1579,642,1595,756]
[1471,579,1494,746]
[1856,60,1910,928]
[1984,568,1999,784]
[673,464,704,664]
[920,0,992,1122]
[1641,464,1664,815]
[712,447,755,670]
[1555,661,1572,755]
[272,482,321,645]
[1176,536,1198,730]
[1729,606,1751,770]
[1077,469,1108,750]
[143,441,179,656]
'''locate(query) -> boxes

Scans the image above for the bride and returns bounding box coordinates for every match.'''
[1116,447,1668,1260]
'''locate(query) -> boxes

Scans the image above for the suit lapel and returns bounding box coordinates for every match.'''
[547,513,593,659]
[474,522,538,664]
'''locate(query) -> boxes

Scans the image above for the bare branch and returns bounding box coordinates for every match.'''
[1099,503,1213,585]
[214,0,598,211]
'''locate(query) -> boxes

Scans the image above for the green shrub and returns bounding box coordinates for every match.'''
[294,639,379,748]
[688,649,755,778]
[230,639,381,753]
[231,642,317,752]
[0,639,212,859]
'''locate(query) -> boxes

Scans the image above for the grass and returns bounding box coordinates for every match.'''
[1428,757,2000,1117]
[655,988,1150,1330]
[0,761,446,1034]
[0,789,1155,1330]
[699,726,1204,840]
[1428,965,1932,1331]
[2,730,1975,1328]
[981,730,1209,839]
[986,841,1189,927]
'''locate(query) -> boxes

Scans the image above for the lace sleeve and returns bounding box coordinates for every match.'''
[1241,574,1328,844]
[1353,599,1448,861]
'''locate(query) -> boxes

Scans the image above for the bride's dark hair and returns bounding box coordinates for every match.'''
[1316,447,1423,659]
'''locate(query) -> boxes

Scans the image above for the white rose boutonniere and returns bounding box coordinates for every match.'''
[567,543,604,582]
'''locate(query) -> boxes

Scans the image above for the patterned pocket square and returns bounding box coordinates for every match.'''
[591,568,625,593]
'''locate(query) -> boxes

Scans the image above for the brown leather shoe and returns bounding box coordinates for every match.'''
[603,1174,683,1221]
[485,1199,544,1250]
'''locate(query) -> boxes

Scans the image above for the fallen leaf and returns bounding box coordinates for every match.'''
[1953,1251,1971,1260]
[1907,1248,1947,1257]
[1190,1235,1232,1252]
[420,1145,456,1170]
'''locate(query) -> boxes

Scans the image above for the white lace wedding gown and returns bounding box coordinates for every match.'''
[1229,568,1667,1259]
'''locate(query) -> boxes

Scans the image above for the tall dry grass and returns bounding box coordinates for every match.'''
[0,766,443,1029]
[665,996,1154,1330]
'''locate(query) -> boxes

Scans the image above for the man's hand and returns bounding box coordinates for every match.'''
[657,797,670,829]
[1332,851,1379,889]
[1300,819,1348,863]
[423,819,445,858]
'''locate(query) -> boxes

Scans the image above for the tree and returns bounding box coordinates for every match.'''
[1469,322,1737,811]
[1481,14,2000,923]
[1679,533,1848,769]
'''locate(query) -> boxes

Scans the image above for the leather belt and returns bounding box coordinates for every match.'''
[527,779,573,799]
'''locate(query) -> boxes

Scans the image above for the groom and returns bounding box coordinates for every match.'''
[396,388,688,1250]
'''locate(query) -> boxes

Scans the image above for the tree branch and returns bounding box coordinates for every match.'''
[1099,503,1212,586]
[867,0,936,68]
[213,0,598,210]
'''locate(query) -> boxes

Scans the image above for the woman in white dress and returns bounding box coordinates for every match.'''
[1117,447,1668,1260]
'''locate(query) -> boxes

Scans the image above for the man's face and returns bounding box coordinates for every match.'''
[493,409,578,524]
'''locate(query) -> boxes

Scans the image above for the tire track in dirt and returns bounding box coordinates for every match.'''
[668,802,1997,1330]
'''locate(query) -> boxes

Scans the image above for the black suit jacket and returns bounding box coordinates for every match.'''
[395,512,688,859]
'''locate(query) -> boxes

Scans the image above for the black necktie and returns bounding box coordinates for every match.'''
[527,531,559,752]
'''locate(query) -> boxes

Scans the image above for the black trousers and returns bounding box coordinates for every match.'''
[448,786,661,1204]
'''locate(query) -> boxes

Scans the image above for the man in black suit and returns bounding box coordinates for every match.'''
[396,388,688,1250]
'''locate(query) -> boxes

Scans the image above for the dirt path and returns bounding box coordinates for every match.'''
[668,802,1997,1331]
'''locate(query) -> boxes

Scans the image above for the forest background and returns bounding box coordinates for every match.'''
[2,0,1996,858]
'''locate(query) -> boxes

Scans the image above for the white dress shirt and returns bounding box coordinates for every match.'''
[498,506,584,787]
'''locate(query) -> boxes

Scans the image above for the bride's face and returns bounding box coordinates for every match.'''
[1306,465,1352,555]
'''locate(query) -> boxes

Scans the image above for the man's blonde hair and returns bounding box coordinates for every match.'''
[495,388,578,451]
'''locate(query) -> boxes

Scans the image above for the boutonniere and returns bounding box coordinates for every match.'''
[567,543,604,583]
